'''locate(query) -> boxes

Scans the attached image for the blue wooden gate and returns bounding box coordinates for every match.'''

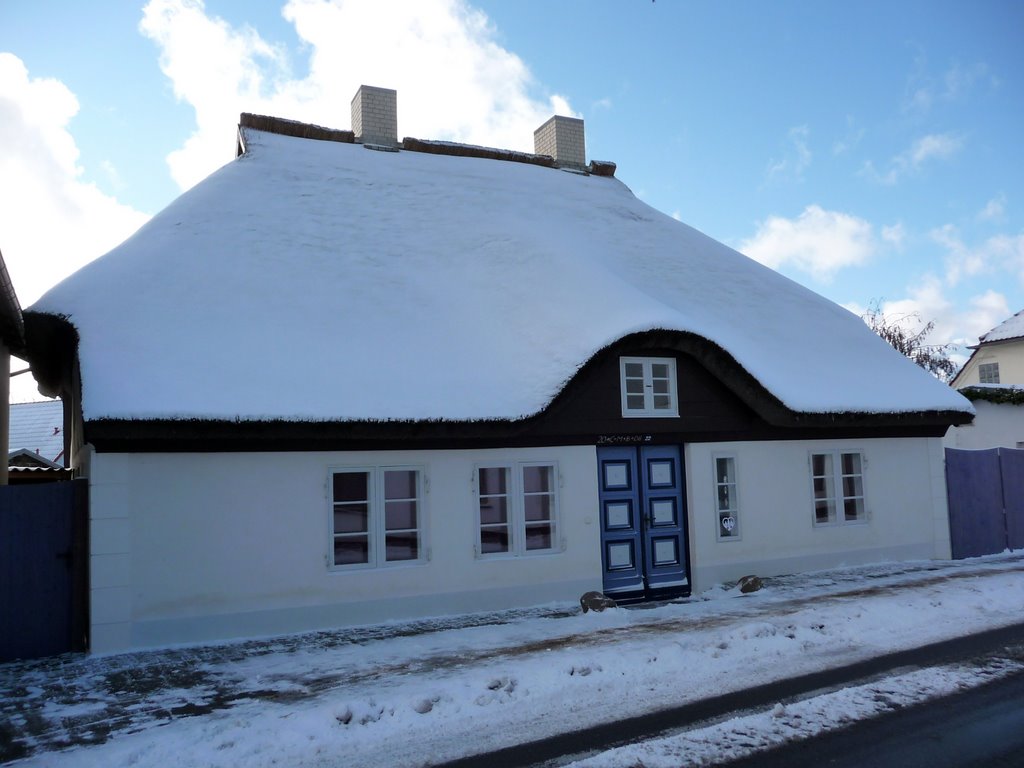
[945,448,1024,559]
[0,480,89,661]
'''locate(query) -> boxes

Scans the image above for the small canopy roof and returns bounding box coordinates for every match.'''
[28,122,971,423]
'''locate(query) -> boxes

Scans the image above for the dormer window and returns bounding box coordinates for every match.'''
[620,357,678,417]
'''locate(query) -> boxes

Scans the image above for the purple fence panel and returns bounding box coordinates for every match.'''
[945,448,1006,559]
[1000,448,1024,551]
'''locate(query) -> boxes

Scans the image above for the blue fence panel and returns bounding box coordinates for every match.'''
[1000,448,1024,551]
[945,448,1006,559]
[0,481,87,662]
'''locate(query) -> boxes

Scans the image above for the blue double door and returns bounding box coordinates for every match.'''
[597,445,690,601]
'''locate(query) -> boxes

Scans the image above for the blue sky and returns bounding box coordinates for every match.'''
[2,0,1022,400]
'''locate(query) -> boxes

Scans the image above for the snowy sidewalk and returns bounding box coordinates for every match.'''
[3,552,1024,767]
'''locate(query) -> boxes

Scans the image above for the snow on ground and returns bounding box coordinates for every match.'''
[3,553,1023,767]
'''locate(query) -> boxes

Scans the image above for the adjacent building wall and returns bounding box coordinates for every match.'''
[945,400,1024,449]
[88,445,601,652]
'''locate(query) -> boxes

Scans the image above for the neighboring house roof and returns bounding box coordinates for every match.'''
[25,120,970,424]
[0,248,25,355]
[9,400,64,464]
[978,309,1024,344]
[8,447,63,469]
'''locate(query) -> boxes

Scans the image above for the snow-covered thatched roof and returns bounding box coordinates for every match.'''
[28,122,971,423]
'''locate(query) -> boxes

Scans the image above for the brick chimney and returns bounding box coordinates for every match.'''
[351,85,398,147]
[533,115,585,170]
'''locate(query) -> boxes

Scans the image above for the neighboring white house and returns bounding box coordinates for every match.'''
[24,86,973,653]
[946,309,1024,449]
[952,308,1024,388]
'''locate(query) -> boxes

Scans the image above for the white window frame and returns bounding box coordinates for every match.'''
[978,361,1000,384]
[809,451,867,527]
[474,462,561,558]
[713,453,740,541]
[328,465,427,570]
[619,356,679,418]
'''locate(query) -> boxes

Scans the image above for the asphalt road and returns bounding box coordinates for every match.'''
[436,621,1024,768]
[721,666,1024,768]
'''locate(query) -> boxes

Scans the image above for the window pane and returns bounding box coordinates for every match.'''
[717,485,732,511]
[624,362,643,378]
[524,494,552,522]
[607,541,633,569]
[844,497,865,521]
[653,538,677,565]
[815,499,834,524]
[334,537,368,565]
[842,476,863,498]
[626,394,645,410]
[653,394,671,409]
[716,457,733,484]
[811,453,831,477]
[481,526,509,554]
[386,532,418,561]
[525,524,552,550]
[651,363,669,379]
[478,467,508,495]
[606,502,631,528]
[651,499,675,525]
[626,379,645,394]
[334,503,368,533]
[841,453,862,475]
[385,500,417,530]
[384,470,417,500]
[719,513,738,537]
[523,465,553,493]
[333,472,368,503]
[652,379,669,394]
[813,476,834,499]
[479,496,508,525]
[604,462,629,490]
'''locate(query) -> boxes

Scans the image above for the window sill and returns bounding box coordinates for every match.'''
[327,559,428,573]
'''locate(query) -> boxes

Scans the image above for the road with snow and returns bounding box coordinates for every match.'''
[721,664,1024,768]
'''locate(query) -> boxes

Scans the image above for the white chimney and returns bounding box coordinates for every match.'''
[351,85,398,147]
[533,115,586,169]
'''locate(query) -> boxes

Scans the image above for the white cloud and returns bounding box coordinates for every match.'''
[903,57,993,115]
[977,194,1006,221]
[139,0,577,192]
[0,53,149,307]
[943,61,993,101]
[881,222,906,249]
[934,224,1024,287]
[738,205,874,282]
[865,277,1008,350]
[832,116,864,155]
[766,125,811,181]
[861,133,963,185]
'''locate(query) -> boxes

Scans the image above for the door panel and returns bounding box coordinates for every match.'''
[639,445,689,595]
[597,447,644,596]
[598,445,690,601]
